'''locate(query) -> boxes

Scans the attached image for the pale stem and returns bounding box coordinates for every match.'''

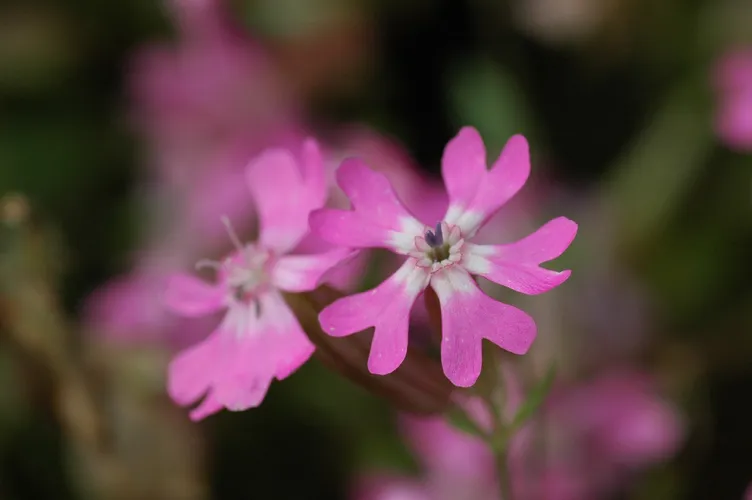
[220,215,246,254]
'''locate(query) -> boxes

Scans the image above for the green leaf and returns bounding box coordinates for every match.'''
[510,363,557,429]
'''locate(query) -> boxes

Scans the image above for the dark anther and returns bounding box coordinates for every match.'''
[424,222,444,248]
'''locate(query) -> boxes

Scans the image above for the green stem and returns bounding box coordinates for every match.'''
[493,442,514,500]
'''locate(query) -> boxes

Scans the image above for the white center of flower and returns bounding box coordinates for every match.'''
[196,216,273,307]
[410,221,464,273]
[224,245,272,302]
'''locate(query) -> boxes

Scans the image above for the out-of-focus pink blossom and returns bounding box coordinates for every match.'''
[86,0,311,348]
[401,414,493,482]
[128,0,298,157]
[354,413,497,500]
[82,160,263,348]
[127,0,305,228]
[515,371,684,499]
[549,372,684,467]
[165,141,352,420]
[358,370,682,500]
[312,127,577,387]
[713,48,752,152]
[83,260,217,349]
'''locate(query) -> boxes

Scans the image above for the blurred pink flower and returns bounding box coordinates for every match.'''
[516,371,684,499]
[401,414,496,490]
[713,48,752,152]
[127,0,305,220]
[87,0,315,350]
[128,1,297,154]
[165,141,351,420]
[83,259,217,349]
[358,370,682,500]
[354,412,497,500]
[172,134,306,244]
[82,159,263,348]
[312,127,577,386]
[563,373,683,467]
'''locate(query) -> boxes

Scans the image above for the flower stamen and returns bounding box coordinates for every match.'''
[424,222,444,247]
[411,221,464,271]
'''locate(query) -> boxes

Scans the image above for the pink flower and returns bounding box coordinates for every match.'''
[354,415,497,500]
[400,414,496,492]
[713,48,752,151]
[165,140,351,420]
[310,127,577,386]
[547,371,684,468]
[515,371,684,499]
[127,0,302,203]
[128,0,296,151]
[358,370,682,500]
[83,262,216,349]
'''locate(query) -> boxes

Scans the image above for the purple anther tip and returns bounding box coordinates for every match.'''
[424,222,444,247]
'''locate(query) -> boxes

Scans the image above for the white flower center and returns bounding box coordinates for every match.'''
[196,216,274,307]
[410,221,464,273]
[224,245,272,302]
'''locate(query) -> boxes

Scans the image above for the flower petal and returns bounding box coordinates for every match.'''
[463,217,577,295]
[166,306,271,417]
[212,351,273,412]
[271,248,355,292]
[167,334,218,407]
[441,126,487,208]
[164,273,225,317]
[319,260,430,375]
[430,266,536,387]
[167,293,314,419]
[310,159,424,253]
[256,291,315,380]
[445,134,531,237]
[210,293,313,408]
[299,138,327,208]
[188,390,224,421]
[204,306,275,411]
[337,158,421,229]
[247,141,325,253]
[308,209,395,249]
